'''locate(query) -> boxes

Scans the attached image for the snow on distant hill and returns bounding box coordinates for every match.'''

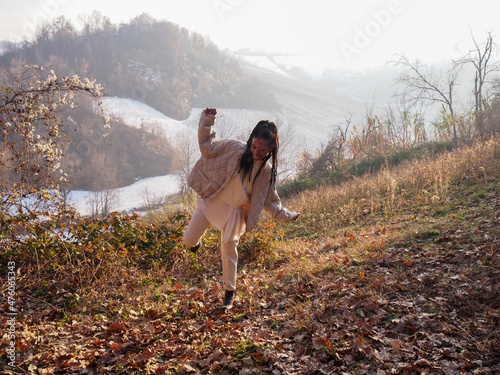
[235,54,294,78]
[231,50,398,107]
[233,52,382,155]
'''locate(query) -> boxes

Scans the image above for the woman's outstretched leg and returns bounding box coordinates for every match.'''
[183,205,210,251]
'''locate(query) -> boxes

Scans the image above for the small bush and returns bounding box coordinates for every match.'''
[239,219,284,265]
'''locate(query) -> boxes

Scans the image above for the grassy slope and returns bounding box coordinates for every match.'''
[2,138,499,374]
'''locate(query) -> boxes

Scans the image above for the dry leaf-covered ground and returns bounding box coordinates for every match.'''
[1,143,499,374]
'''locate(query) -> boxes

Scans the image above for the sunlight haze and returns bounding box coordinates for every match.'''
[1,0,499,71]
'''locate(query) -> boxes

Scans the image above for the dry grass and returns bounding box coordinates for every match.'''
[286,137,500,239]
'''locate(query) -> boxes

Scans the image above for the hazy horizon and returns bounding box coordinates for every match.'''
[1,0,500,72]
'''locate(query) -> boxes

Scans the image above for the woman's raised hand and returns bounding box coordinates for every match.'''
[201,108,217,126]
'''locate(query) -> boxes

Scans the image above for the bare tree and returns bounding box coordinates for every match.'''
[298,117,351,177]
[34,20,53,44]
[454,30,500,140]
[140,187,166,212]
[395,55,463,142]
[77,11,113,36]
[455,31,500,115]
[271,118,296,182]
[86,189,119,218]
[384,96,428,148]
[173,130,198,197]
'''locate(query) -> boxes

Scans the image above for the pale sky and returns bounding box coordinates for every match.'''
[1,0,500,71]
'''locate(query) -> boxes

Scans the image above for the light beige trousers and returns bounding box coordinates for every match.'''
[183,198,246,291]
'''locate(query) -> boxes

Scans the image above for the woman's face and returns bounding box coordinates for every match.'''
[251,137,273,161]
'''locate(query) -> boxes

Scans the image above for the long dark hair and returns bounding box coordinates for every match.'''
[239,120,279,186]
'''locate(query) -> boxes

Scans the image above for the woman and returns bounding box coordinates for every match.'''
[183,108,300,310]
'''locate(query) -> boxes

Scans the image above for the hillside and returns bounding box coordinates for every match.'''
[1,136,498,374]
[0,13,276,120]
[232,52,374,155]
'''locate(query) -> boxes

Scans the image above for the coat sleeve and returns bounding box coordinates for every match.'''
[197,111,219,158]
[263,185,297,223]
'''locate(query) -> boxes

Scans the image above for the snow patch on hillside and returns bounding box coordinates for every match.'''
[68,174,181,216]
[101,97,197,137]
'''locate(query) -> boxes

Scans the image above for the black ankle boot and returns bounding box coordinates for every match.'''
[189,244,200,253]
[222,290,234,310]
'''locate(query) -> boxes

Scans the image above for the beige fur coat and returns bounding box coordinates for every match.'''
[187,111,296,232]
